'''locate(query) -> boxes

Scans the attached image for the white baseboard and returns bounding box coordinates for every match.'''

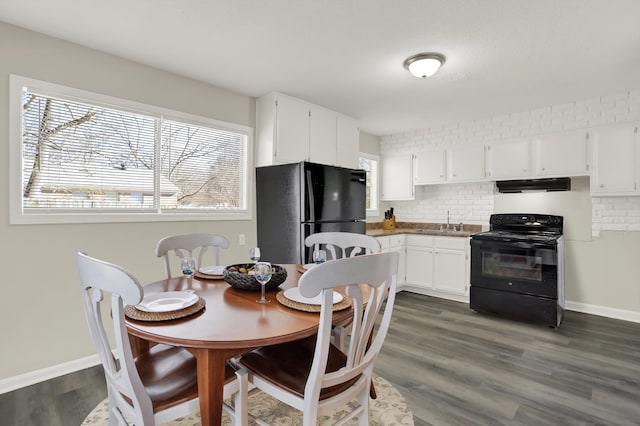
[0,353,101,395]
[565,301,640,323]
[399,289,640,323]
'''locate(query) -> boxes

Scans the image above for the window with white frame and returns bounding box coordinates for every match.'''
[358,153,379,216]
[10,75,252,224]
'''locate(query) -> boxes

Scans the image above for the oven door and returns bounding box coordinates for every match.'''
[470,238,558,298]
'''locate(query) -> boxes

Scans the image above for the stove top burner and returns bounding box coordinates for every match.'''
[472,213,564,246]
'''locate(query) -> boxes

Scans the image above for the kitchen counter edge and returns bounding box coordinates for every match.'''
[366,222,481,238]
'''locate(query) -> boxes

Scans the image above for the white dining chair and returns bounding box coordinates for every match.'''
[238,251,399,426]
[304,231,381,261]
[155,233,230,278]
[76,252,247,425]
[304,232,382,350]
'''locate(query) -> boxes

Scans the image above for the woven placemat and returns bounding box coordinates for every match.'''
[276,290,352,313]
[194,271,223,280]
[124,297,206,321]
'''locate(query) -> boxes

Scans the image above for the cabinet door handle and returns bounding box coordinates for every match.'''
[600,184,605,188]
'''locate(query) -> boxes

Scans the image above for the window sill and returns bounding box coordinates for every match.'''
[10,211,252,225]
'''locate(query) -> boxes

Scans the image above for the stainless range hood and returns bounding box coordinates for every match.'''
[496,178,571,193]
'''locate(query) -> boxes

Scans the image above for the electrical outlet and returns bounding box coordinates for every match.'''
[239,233,246,246]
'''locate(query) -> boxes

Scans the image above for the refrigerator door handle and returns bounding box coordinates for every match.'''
[305,169,315,223]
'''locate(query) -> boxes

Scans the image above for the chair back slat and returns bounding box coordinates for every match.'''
[304,232,381,261]
[156,233,230,278]
[297,251,398,398]
[76,252,153,424]
[78,251,247,426]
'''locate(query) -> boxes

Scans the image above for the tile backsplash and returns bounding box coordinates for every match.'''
[380,89,640,237]
[388,182,494,228]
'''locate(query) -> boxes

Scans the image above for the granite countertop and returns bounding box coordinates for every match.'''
[366,221,481,238]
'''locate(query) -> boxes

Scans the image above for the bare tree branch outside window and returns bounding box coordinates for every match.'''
[21,91,245,211]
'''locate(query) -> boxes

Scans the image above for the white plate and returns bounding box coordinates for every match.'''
[199,265,225,276]
[283,287,343,305]
[136,291,198,313]
[302,263,317,270]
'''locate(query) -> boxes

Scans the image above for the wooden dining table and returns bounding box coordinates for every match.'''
[125,264,356,426]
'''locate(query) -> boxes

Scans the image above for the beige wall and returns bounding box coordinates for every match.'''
[359,131,380,156]
[0,22,257,380]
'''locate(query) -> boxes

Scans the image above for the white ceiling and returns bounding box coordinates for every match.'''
[2,0,640,136]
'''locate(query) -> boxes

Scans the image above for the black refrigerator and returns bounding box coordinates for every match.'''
[256,161,366,264]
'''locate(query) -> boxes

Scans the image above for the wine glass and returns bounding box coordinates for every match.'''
[254,262,272,303]
[249,247,261,263]
[180,256,196,293]
[313,249,327,264]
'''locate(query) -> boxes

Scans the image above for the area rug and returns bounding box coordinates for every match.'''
[82,374,414,425]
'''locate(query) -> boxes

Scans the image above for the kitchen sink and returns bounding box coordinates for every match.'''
[415,228,461,234]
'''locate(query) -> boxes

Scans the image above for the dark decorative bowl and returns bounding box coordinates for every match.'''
[223,263,287,291]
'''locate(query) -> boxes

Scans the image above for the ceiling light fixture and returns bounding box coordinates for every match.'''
[403,53,446,78]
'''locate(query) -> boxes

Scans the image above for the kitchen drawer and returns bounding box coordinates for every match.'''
[389,234,405,247]
[434,236,468,251]
[376,236,390,251]
[406,235,434,247]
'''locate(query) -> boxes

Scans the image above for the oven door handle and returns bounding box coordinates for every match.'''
[471,239,556,250]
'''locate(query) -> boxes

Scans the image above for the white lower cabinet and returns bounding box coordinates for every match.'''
[404,234,469,301]
[404,235,434,289]
[434,245,467,295]
[376,234,406,288]
[405,245,434,289]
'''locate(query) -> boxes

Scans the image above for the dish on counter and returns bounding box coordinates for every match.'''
[136,291,198,313]
[302,263,317,270]
[283,287,343,305]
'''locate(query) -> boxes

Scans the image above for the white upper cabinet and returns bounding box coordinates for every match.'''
[412,144,484,185]
[414,149,447,184]
[381,154,414,200]
[534,129,590,177]
[448,144,485,182]
[256,93,309,166]
[309,105,337,166]
[336,114,360,169]
[590,123,639,196]
[256,92,359,168]
[485,138,531,180]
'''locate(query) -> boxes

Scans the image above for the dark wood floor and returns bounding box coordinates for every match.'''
[2,292,640,425]
[0,363,106,426]
[376,292,640,426]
